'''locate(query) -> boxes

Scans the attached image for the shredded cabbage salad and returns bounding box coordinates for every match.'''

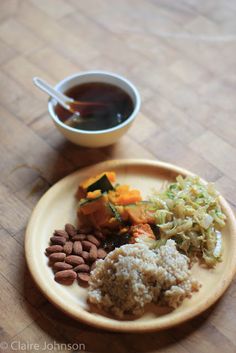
[148,175,226,267]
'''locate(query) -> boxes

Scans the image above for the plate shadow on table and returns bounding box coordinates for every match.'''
[23,261,224,353]
[26,127,153,194]
[45,139,122,184]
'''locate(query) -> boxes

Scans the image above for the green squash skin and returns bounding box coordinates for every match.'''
[86,174,114,193]
[108,202,123,224]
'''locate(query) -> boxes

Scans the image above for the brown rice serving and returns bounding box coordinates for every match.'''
[88,240,200,317]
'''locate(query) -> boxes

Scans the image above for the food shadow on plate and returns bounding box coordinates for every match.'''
[87,302,173,321]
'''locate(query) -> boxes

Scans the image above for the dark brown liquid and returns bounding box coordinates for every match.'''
[55,82,134,131]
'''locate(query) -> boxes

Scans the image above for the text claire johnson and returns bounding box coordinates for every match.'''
[0,340,85,351]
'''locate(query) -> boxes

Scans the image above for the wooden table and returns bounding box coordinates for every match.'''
[0,0,236,352]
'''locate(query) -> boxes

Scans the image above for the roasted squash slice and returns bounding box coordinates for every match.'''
[77,172,115,199]
[79,194,107,215]
[121,202,156,224]
[108,184,142,205]
[78,196,120,229]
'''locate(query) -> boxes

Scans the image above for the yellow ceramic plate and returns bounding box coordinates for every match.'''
[25,159,236,332]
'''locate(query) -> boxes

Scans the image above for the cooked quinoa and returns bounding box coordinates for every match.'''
[88,240,200,317]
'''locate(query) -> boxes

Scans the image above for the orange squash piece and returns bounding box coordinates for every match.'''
[77,171,116,199]
[108,184,142,205]
[87,190,102,199]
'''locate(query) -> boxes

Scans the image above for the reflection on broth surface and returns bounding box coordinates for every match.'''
[55,82,134,131]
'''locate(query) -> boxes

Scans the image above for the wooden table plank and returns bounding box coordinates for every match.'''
[0,0,236,352]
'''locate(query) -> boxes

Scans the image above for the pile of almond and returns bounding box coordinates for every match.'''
[45,223,107,285]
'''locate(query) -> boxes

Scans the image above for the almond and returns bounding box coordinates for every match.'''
[97,248,107,259]
[54,229,69,239]
[87,235,101,247]
[55,270,77,284]
[74,264,90,273]
[53,262,73,271]
[46,245,63,254]
[81,240,94,251]
[73,241,82,255]
[63,241,73,255]
[72,234,86,241]
[89,245,97,262]
[65,223,77,238]
[94,230,106,240]
[50,236,66,246]
[49,252,66,262]
[78,272,90,282]
[65,255,84,266]
[81,251,89,261]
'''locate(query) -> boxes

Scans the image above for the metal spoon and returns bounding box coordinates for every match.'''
[33,77,106,124]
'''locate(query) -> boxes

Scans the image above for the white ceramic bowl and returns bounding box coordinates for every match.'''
[48,71,141,148]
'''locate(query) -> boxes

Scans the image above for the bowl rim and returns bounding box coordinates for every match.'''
[48,70,141,135]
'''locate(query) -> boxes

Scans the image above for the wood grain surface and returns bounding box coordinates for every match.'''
[0,0,235,352]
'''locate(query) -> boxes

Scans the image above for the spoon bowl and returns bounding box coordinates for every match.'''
[33,77,107,122]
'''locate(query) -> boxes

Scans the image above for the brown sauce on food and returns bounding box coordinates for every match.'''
[55,82,134,131]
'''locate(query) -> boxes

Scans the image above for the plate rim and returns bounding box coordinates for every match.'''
[25,159,236,332]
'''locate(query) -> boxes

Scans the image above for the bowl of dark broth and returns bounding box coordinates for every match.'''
[48,71,141,148]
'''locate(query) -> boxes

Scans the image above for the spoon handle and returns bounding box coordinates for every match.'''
[33,77,73,110]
